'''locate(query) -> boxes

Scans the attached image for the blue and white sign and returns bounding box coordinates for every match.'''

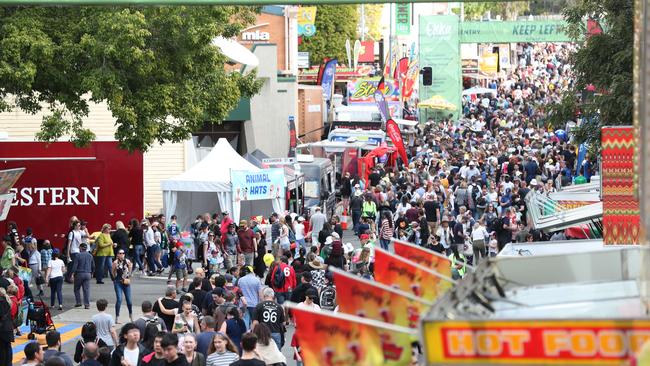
[231,168,286,202]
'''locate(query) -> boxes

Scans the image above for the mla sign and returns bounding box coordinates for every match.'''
[423,320,650,365]
[231,168,286,202]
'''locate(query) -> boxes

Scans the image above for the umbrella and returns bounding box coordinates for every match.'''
[418,95,457,111]
[462,86,497,96]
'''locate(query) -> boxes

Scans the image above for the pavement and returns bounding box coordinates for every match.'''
[12,228,363,365]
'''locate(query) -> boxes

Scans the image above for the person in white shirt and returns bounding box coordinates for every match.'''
[296,289,321,311]
[66,220,82,283]
[471,219,490,265]
[293,217,306,255]
[143,221,162,275]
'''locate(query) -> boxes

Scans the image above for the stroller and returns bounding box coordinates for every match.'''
[26,296,55,340]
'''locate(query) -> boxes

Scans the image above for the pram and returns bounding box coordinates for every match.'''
[26,296,55,340]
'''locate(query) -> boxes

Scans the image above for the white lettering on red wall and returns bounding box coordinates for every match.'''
[9,187,100,206]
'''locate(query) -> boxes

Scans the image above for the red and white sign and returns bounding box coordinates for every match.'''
[0,142,143,249]
[423,320,650,365]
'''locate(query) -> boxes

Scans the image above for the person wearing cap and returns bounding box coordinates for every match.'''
[143,220,163,276]
[71,242,94,309]
[435,217,453,255]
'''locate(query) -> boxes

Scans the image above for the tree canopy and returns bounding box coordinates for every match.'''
[460,2,530,20]
[0,6,262,152]
[546,0,633,152]
[299,4,359,65]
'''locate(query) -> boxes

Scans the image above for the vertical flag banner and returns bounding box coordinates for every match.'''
[353,39,362,70]
[402,60,418,100]
[297,6,317,37]
[601,126,640,245]
[288,116,297,158]
[320,59,338,104]
[395,3,411,36]
[288,303,417,366]
[345,39,352,68]
[373,76,390,122]
[419,15,461,119]
[392,239,452,278]
[330,267,432,329]
[386,119,408,166]
[374,247,453,302]
[393,57,409,81]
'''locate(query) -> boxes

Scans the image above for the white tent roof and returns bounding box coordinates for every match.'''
[161,138,259,192]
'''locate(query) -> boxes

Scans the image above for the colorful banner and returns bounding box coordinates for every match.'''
[422,319,650,365]
[0,168,25,194]
[288,116,296,158]
[402,60,418,100]
[395,3,411,36]
[231,168,286,202]
[419,15,461,120]
[289,302,417,366]
[348,77,399,103]
[386,119,408,166]
[392,239,452,278]
[374,247,453,302]
[320,59,338,104]
[330,267,432,329]
[479,53,499,74]
[393,57,409,81]
[601,127,640,245]
[373,76,390,122]
[358,40,375,63]
[0,193,14,221]
[297,6,317,37]
[459,20,571,43]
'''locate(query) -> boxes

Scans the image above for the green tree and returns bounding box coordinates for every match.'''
[0,6,262,152]
[462,2,530,20]
[299,5,359,65]
[546,0,633,152]
[359,4,384,41]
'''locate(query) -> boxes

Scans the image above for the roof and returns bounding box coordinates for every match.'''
[161,138,258,192]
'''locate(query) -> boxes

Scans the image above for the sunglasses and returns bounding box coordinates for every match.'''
[118,251,125,254]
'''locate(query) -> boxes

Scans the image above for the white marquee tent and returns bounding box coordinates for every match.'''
[161,138,284,229]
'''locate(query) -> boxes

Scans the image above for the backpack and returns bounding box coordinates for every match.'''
[319,286,337,311]
[143,315,163,332]
[272,264,286,289]
[470,185,481,207]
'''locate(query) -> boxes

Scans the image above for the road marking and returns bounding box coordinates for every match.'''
[12,323,82,364]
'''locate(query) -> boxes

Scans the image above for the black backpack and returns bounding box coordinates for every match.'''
[319,286,337,311]
[470,185,481,207]
[272,265,286,289]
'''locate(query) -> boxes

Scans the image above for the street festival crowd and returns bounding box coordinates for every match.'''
[0,42,598,366]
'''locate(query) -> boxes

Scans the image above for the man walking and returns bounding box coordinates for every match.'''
[238,266,262,326]
[71,243,94,309]
[253,288,285,349]
[44,331,74,366]
[237,221,257,267]
[309,207,326,247]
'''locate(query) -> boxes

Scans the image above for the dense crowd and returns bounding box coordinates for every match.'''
[0,42,597,366]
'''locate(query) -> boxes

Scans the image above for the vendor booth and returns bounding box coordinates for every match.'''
[161,138,285,229]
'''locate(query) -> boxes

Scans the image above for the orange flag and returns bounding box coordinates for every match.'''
[392,239,453,278]
[374,247,454,302]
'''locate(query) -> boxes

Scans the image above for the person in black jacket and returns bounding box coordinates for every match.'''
[290,271,319,305]
[110,323,147,366]
[0,288,13,366]
[111,221,130,257]
[128,219,145,273]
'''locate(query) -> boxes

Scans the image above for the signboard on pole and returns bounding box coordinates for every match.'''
[231,168,286,202]
[459,20,571,44]
[297,6,317,37]
[262,158,296,166]
[419,15,461,119]
[395,3,411,36]
[422,319,650,365]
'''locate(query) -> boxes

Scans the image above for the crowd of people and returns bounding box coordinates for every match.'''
[0,42,598,366]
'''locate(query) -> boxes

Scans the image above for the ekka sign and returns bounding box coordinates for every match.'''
[423,320,650,365]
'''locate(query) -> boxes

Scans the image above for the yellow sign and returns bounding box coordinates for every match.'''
[297,6,317,37]
[479,53,498,74]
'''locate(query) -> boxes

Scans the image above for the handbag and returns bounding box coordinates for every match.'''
[121,278,131,286]
[36,275,45,286]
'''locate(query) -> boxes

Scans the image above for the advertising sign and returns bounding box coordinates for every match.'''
[392,239,452,278]
[297,51,310,69]
[0,193,14,221]
[320,59,338,104]
[358,40,375,63]
[395,3,411,36]
[297,6,317,37]
[348,77,399,103]
[459,20,571,44]
[419,15,461,119]
[422,319,650,365]
[0,168,25,194]
[479,53,499,73]
[374,247,453,302]
[288,303,417,366]
[231,168,286,202]
[0,142,144,248]
[331,267,432,331]
[386,119,408,166]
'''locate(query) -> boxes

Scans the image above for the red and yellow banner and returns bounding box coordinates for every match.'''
[423,319,650,365]
[392,239,452,278]
[330,267,431,331]
[374,247,453,302]
[289,303,416,366]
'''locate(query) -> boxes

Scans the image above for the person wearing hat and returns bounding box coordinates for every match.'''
[349,190,364,235]
[435,217,454,255]
[71,242,94,309]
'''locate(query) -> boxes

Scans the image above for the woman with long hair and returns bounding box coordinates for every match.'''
[95,223,114,285]
[379,211,394,251]
[73,322,108,363]
[111,221,130,258]
[45,250,65,310]
[128,218,145,274]
[111,248,133,323]
[206,333,239,366]
[221,306,246,354]
[182,333,206,366]
[252,323,287,365]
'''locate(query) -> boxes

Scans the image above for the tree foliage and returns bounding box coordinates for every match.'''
[0,6,263,152]
[358,4,384,41]
[299,5,359,65]
[546,0,633,151]
[462,2,530,20]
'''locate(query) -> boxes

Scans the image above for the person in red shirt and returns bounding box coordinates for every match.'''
[270,256,296,305]
[236,220,257,267]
